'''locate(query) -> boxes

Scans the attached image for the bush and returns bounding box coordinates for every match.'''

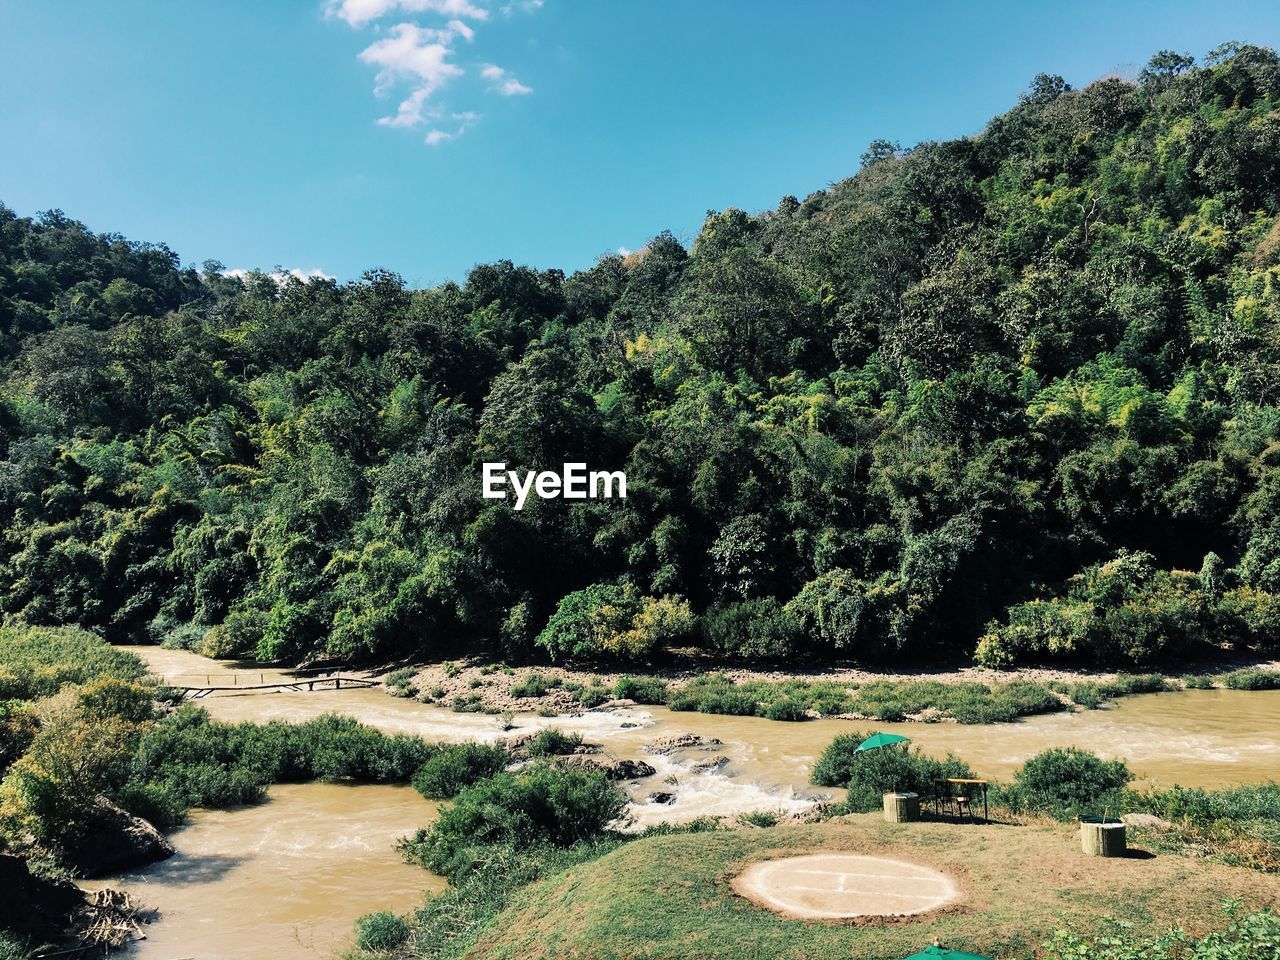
[401,765,628,875]
[1183,674,1215,689]
[573,684,612,708]
[1012,747,1132,815]
[534,584,693,661]
[978,552,1214,667]
[1099,673,1170,696]
[811,733,974,811]
[1221,669,1280,690]
[1042,905,1280,960]
[1068,682,1104,708]
[703,599,801,660]
[354,910,410,952]
[412,743,509,799]
[1128,783,1280,824]
[523,728,582,757]
[124,708,436,827]
[613,676,668,704]
[762,698,809,721]
[0,624,145,700]
[511,673,559,698]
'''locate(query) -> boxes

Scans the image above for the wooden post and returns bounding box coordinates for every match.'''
[883,792,920,823]
[1080,820,1126,857]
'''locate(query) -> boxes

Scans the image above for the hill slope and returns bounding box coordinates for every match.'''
[1,44,1280,668]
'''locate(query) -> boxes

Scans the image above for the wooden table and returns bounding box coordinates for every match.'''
[932,778,989,822]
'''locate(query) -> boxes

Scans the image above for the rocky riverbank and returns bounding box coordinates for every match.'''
[382,655,1280,723]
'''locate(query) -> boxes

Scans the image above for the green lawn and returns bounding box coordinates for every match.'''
[462,815,1280,960]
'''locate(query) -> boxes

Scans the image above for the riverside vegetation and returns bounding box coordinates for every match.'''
[333,731,1280,960]
[2,620,1278,957]
[0,46,1279,678]
[0,622,605,957]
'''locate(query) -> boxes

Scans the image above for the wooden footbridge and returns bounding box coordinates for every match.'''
[165,674,380,699]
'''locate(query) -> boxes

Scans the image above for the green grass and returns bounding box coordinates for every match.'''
[454,817,1280,960]
[0,624,146,700]
[1221,669,1280,691]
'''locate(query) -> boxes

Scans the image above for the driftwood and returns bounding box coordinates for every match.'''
[74,888,151,950]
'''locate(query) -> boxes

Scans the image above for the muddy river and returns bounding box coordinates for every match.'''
[100,645,1280,958]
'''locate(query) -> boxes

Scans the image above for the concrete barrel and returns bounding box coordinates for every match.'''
[883,792,920,823]
[1080,818,1127,857]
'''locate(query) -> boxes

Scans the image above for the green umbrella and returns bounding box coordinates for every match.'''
[903,947,993,960]
[855,731,911,752]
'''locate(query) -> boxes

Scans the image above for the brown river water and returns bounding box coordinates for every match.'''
[99,645,1280,959]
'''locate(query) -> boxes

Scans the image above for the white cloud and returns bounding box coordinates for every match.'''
[222,267,335,284]
[328,0,537,146]
[328,0,489,28]
[480,62,532,96]
[425,110,480,145]
[359,23,464,127]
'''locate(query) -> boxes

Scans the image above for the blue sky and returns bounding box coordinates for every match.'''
[2,1,1278,286]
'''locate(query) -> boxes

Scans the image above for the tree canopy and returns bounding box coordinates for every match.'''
[2,46,1280,668]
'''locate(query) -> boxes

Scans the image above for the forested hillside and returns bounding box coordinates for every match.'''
[2,44,1279,669]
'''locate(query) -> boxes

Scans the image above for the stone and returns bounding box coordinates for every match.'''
[643,733,722,755]
[690,755,730,773]
[608,759,656,780]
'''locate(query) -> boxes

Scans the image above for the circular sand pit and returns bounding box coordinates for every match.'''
[732,853,960,920]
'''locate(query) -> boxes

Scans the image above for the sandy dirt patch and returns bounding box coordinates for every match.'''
[732,853,961,920]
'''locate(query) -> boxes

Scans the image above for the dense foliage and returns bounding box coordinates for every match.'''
[810,732,974,809]
[1005,746,1133,815]
[123,708,435,828]
[400,764,629,877]
[1043,905,1280,960]
[4,45,1280,668]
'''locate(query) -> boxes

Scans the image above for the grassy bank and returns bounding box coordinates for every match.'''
[442,817,1279,960]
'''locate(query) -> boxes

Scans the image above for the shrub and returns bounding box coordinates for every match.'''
[0,624,145,700]
[613,676,668,704]
[354,910,410,952]
[785,569,886,656]
[1183,674,1215,689]
[1042,905,1280,960]
[1221,669,1280,690]
[574,684,612,708]
[0,701,39,774]
[811,733,974,811]
[702,599,802,660]
[412,743,509,799]
[534,584,694,661]
[1012,747,1132,814]
[523,728,582,757]
[401,765,628,875]
[737,810,779,827]
[1099,673,1170,696]
[978,552,1214,667]
[667,677,760,716]
[1068,682,1104,708]
[762,698,809,721]
[534,584,637,660]
[511,673,559,698]
[125,708,435,827]
[1129,783,1280,823]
